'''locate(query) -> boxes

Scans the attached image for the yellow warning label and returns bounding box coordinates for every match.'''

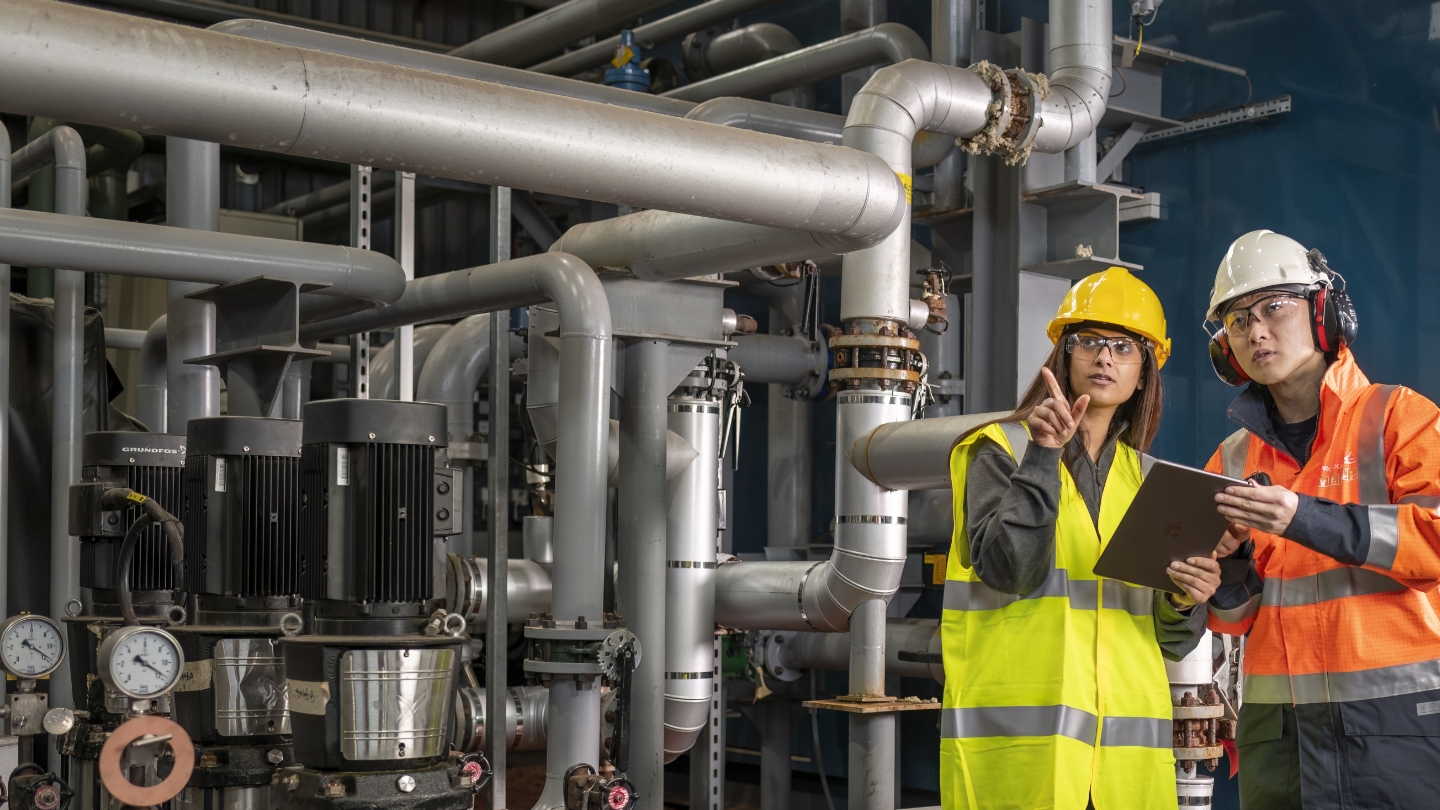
[126,491,148,504]
[611,46,634,68]
[924,553,947,585]
[897,172,913,204]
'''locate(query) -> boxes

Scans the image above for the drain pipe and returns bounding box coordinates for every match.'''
[417,314,494,559]
[137,315,168,433]
[661,364,724,762]
[529,0,783,76]
[664,24,930,102]
[12,127,85,714]
[289,253,611,809]
[0,2,905,242]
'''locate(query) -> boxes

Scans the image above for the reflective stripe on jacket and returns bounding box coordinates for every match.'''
[1205,346,1440,705]
[941,422,1175,810]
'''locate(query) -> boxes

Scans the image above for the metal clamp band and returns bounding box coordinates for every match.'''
[667,561,717,569]
[836,515,908,525]
[665,671,714,680]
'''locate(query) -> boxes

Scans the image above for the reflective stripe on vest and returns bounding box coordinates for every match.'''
[1246,657,1440,704]
[941,707,1170,749]
[1261,565,1406,608]
[943,572,1152,616]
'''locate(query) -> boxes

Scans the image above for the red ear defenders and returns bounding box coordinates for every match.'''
[1207,251,1358,387]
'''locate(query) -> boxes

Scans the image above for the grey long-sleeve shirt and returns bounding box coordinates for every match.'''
[962,433,1208,661]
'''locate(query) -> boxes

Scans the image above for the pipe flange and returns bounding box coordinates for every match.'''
[995,68,1047,165]
[597,629,641,679]
[957,61,1013,158]
[761,632,804,683]
[827,334,920,351]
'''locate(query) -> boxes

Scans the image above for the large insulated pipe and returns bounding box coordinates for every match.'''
[446,555,554,630]
[446,0,676,67]
[0,1,906,243]
[529,0,782,76]
[12,127,85,715]
[848,412,1004,490]
[165,139,221,436]
[618,340,670,808]
[691,23,803,78]
[453,685,551,754]
[0,208,406,315]
[0,128,9,660]
[764,619,943,682]
[664,24,930,102]
[137,315,168,433]
[370,322,452,400]
[727,333,827,388]
[662,373,723,762]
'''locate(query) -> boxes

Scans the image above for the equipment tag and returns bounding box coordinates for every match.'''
[288,679,331,715]
[175,659,212,692]
[126,491,148,505]
[214,458,227,492]
[337,447,350,486]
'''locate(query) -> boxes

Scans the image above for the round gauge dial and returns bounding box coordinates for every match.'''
[99,626,184,699]
[0,615,65,679]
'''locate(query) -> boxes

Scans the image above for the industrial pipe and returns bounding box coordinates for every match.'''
[528,0,783,76]
[682,100,956,168]
[446,0,676,67]
[0,208,406,313]
[691,23,803,78]
[454,685,551,754]
[763,619,943,682]
[103,328,146,351]
[727,333,827,388]
[849,412,1003,490]
[103,0,448,51]
[416,315,493,553]
[371,323,452,401]
[664,24,930,102]
[136,316,168,433]
[0,126,10,692]
[13,126,86,718]
[446,554,554,630]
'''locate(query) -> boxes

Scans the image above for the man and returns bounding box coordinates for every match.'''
[1203,230,1440,808]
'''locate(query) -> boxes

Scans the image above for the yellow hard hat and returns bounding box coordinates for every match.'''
[1046,267,1171,368]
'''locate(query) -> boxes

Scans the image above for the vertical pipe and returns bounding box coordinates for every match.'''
[487,185,513,810]
[839,0,887,112]
[1064,130,1098,185]
[966,156,1021,412]
[765,292,811,552]
[395,171,416,401]
[51,132,87,719]
[931,0,972,211]
[619,339,669,810]
[759,700,792,810]
[349,165,373,399]
[137,315,169,432]
[848,602,895,810]
[164,138,221,430]
[0,127,10,630]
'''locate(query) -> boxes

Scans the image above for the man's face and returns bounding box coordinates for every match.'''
[1220,289,1324,385]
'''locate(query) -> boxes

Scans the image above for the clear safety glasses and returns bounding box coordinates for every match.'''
[1064,333,1145,364]
[1221,294,1305,338]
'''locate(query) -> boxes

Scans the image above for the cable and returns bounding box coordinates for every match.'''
[114,514,156,628]
[103,488,184,627]
[809,669,836,810]
[1109,67,1128,98]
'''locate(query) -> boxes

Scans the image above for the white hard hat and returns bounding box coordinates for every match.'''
[1207,230,1326,320]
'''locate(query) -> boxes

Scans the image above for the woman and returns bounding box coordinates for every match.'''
[939,268,1221,810]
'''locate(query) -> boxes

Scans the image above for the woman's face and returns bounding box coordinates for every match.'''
[1065,327,1146,409]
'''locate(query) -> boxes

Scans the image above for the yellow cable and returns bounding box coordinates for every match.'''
[1135,24,1143,57]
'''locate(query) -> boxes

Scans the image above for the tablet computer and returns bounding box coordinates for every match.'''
[1094,459,1246,593]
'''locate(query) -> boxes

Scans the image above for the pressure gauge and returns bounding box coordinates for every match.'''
[98,626,184,699]
[0,615,65,679]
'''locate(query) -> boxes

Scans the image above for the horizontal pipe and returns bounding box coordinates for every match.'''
[698,23,803,78]
[447,554,554,630]
[529,0,783,76]
[446,0,675,68]
[765,619,942,682]
[550,209,886,282]
[454,685,550,753]
[728,333,826,387]
[683,99,955,169]
[0,208,405,308]
[665,24,930,102]
[104,327,146,351]
[849,412,1006,490]
[0,2,905,242]
[100,0,449,52]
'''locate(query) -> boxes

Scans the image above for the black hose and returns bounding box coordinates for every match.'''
[103,488,184,627]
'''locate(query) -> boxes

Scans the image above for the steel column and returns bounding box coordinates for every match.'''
[348,164,373,398]
[487,185,514,810]
[395,171,416,401]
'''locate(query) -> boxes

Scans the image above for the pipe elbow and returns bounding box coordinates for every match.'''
[869,23,931,64]
[342,246,408,306]
[533,252,612,341]
[845,61,992,145]
[663,701,708,762]
[48,127,88,173]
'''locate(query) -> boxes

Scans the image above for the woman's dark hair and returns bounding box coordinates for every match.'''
[957,323,1164,459]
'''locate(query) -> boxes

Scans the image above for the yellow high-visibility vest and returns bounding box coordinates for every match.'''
[940,422,1175,810]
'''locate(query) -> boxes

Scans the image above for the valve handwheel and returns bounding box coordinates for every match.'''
[98,716,194,807]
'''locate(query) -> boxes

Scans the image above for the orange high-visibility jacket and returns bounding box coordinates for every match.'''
[1206,346,1440,704]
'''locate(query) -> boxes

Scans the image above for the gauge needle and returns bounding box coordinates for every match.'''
[21,638,51,663]
[133,655,166,678]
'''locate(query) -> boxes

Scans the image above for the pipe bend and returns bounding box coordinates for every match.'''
[867,22,932,64]
[532,252,613,341]
[136,315,168,433]
[11,126,87,180]
[341,245,409,306]
[845,60,993,145]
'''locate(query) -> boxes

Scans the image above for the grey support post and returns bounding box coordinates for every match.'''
[485,184,513,810]
[395,171,417,400]
[349,165,373,398]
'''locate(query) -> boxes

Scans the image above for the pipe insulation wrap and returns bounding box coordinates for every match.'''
[769,619,943,682]
[0,208,405,308]
[727,333,827,388]
[849,412,1008,490]
[1032,0,1115,154]
[662,395,721,761]
[446,555,554,630]
[0,0,907,243]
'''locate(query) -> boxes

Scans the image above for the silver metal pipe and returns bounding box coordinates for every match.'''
[486,185,514,810]
[698,23,803,77]
[446,0,675,67]
[0,208,406,311]
[416,314,491,448]
[529,0,783,76]
[767,619,942,682]
[370,323,452,401]
[137,316,168,433]
[0,125,9,696]
[0,2,906,243]
[100,0,449,52]
[550,210,886,284]
[104,328,146,351]
[164,139,222,437]
[849,411,1006,490]
[606,420,699,488]
[930,0,971,211]
[664,24,930,103]
[1032,0,1115,153]
[454,685,550,753]
[13,126,85,715]
[682,100,955,169]
[728,333,826,388]
[758,699,792,810]
[618,340,669,806]
[662,386,721,762]
[212,19,696,118]
[446,554,553,630]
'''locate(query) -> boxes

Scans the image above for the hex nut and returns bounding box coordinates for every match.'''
[323,781,346,798]
[267,749,284,766]
[396,774,417,794]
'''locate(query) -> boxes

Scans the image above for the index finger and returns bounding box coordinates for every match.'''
[1040,367,1069,410]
